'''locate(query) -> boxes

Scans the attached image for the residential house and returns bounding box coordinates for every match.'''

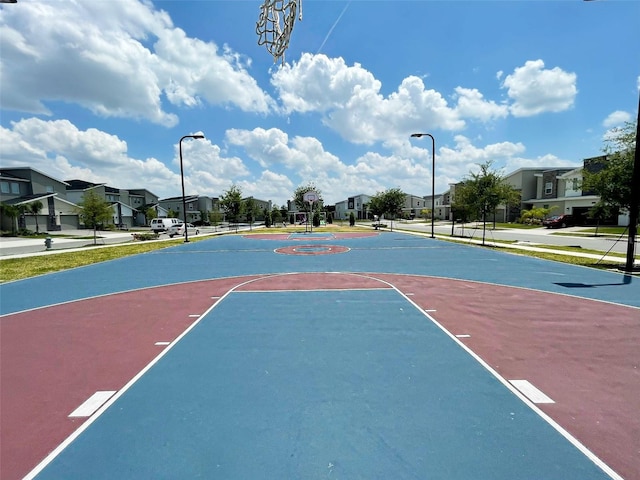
[401,193,436,219]
[66,180,139,229]
[1,167,79,231]
[127,189,161,226]
[500,167,574,222]
[243,197,271,222]
[334,194,371,221]
[158,195,218,224]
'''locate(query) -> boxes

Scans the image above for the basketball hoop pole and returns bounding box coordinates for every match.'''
[410,133,436,239]
[303,190,319,234]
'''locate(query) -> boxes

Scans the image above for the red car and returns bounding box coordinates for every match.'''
[542,214,574,228]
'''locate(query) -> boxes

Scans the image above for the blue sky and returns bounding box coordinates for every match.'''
[1,0,639,207]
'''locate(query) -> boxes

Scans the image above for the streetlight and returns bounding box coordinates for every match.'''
[179,134,205,243]
[624,93,639,272]
[582,0,638,273]
[410,133,436,238]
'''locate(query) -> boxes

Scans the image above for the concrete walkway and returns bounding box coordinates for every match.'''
[0,226,247,259]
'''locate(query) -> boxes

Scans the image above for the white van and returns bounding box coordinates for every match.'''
[150,218,180,233]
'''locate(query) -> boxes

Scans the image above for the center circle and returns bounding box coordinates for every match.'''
[275,244,350,256]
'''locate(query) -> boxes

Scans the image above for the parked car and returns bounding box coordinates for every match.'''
[542,214,574,229]
[167,223,200,238]
[192,220,211,227]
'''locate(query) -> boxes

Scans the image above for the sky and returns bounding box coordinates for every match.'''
[1,0,639,208]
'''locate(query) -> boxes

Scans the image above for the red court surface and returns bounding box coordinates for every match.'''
[2,273,638,480]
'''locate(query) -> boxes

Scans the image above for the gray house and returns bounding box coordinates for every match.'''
[1,167,79,231]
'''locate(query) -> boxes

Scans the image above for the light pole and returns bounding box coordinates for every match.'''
[582,0,638,272]
[624,93,639,272]
[179,134,205,243]
[410,133,436,238]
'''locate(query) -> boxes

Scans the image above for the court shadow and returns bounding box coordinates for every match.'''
[555,275,633,288]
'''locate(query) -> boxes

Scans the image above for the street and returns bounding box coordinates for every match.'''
[394,221,634,256]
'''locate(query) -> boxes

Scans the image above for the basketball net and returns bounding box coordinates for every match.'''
[256,0,302,65]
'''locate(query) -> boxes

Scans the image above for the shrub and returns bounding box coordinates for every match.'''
[132,232,159,241]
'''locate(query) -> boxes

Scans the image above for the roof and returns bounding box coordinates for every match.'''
[1,167,70,186]
[1,192,56,206]
[65,179,105,190]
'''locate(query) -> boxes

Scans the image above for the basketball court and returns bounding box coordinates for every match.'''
[1,230,639,479]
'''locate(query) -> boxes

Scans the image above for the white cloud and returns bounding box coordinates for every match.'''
[1,116,581,207]
[603,110,632,128]
[501,60,577,117]
[0,0,273,126]
[454,87,509,122]
[504,154,578,173]
[0,118,250,200]
[271,53,464,144]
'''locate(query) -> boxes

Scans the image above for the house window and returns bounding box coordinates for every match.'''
[571,178,579,190]
[46,185,54,193]
[545,182,553,195]
[0,182,9,193]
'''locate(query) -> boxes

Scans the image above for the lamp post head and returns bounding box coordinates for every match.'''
[192,135,205,139]
[411,133,425,138]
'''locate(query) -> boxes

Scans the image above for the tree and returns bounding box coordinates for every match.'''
[220,185,244,231]
[243,197,260,230]
[293,183,323,211]
[293,183,323,225]
[459,161,519,245]
[520,206,555,225]
[77,190,113,245]
[26,200,44,233]
[264,208,272,228]
[271,206,282,226]
[369,188,405,231]
[209,209,222,230]
[0,203,20,234]
[582,120,637,217]
[145,207,157,226]
[587,201,613,237]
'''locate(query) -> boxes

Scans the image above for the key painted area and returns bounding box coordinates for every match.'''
[510,380,555,404]
[68,391,116,418]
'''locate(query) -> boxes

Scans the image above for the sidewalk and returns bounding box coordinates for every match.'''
[0,226,255,259]
[0,230,141,259]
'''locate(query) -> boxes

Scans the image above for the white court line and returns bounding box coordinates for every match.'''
[510,380,555,404]
[390,281,623,480]
[188,314,201,318]
[155,341,170,346]
[456,334,471,338]
[68,391,116,418]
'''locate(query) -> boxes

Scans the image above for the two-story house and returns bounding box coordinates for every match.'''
[0,167,79,231]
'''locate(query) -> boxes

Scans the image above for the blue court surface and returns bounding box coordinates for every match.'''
[1,232,638,314]
[29,290,614,479]
[2,231,638,479]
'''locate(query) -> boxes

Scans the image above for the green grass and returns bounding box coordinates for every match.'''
[0,239,187,283]
[491,222,542,230]
[574,226,628,235]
